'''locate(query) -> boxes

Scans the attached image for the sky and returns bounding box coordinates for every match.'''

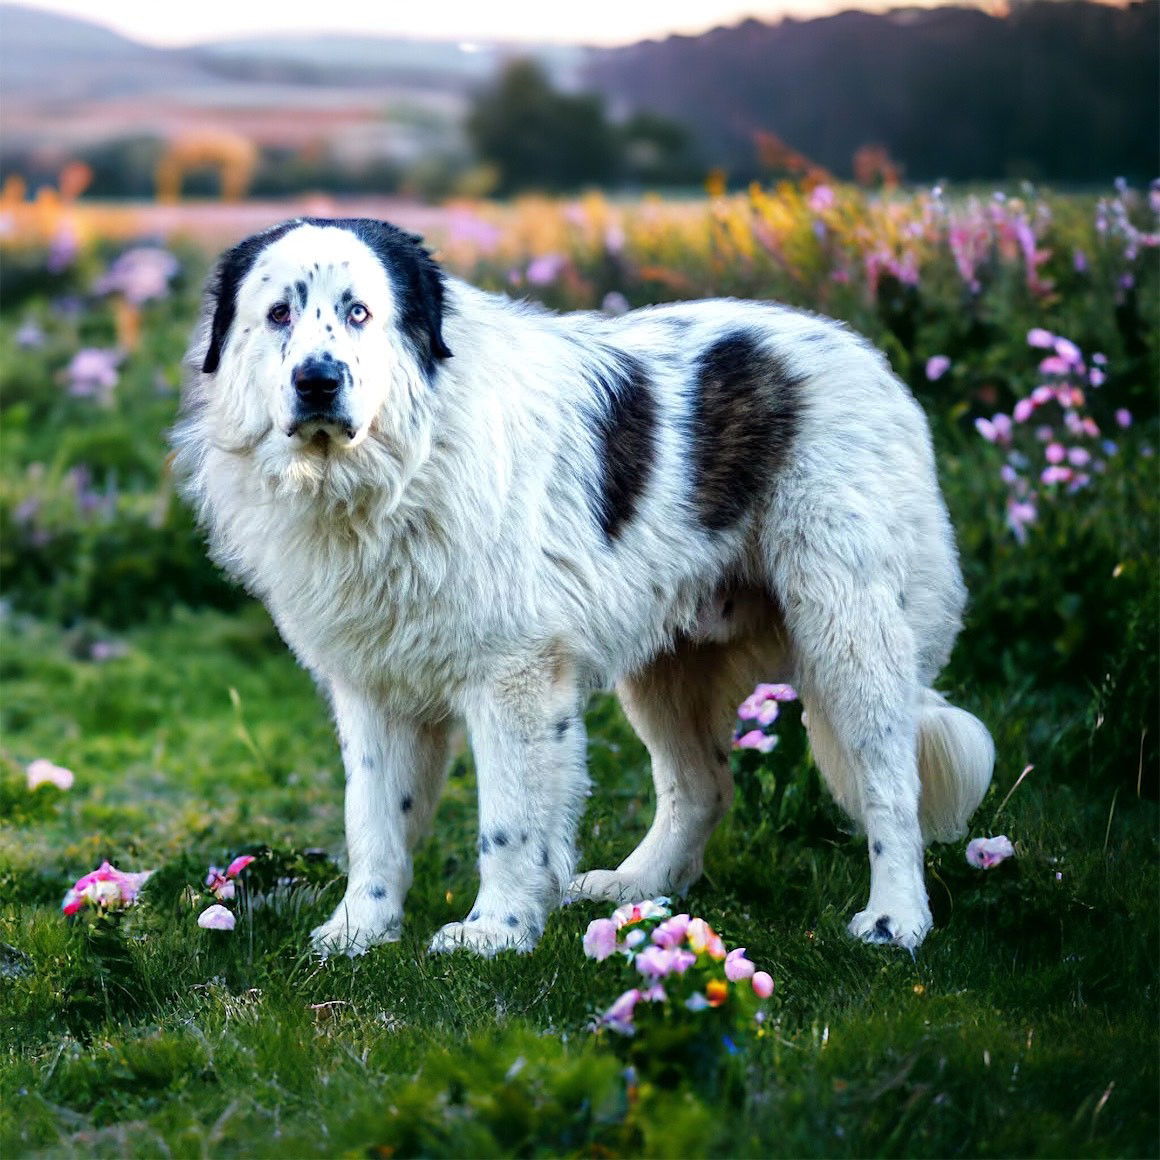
[8,0,985,46]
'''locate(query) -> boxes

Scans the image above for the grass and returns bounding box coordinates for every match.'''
[1,182,1157,1156]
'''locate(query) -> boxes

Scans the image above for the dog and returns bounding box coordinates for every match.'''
[173,216,994,957]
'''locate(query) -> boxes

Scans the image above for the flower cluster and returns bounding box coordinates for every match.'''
[61,861,152,916]
[734,683,797,753]
[197,854,256,930]
[584,899,773,1037]
[975,329,1130,543]
[93,246,179,306]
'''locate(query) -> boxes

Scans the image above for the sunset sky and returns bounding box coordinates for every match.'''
[9,0,1000,46]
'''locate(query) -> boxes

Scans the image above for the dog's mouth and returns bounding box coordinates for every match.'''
[287,417,359,447]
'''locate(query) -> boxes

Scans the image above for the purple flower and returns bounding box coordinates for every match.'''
[808,184,836,213]
[526,254,566,286]
[735,730,777,753]
[93,247,179,305]
[1115,409,1132,429]
[975,417,997,443]
[583,917,619,961]
[1067,447,1091,467]
[198,904,236,931]
[1053,337,1082,366]
[1006,499,1037,544]
[65,348,121,400]
[1089,368,1106,387]
[1041,465,1072,485]
[999,464,1018,485]
[603,987,641,1034]
[724,947,756,981]
[1027,327,1055,349]
[966,835,1015,869]
[1045,442,1066,465]
[650,913,691,949]
[1038,355,1070,377]
[1013,398,1035,423]
[16,321,44,349]
[601,291,629,316]
[636,945,696,978]
[925,355,951,382]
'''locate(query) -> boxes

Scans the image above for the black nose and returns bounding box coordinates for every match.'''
[293,356,347,413]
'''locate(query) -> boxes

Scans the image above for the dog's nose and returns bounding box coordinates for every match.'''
[293,356,347,413]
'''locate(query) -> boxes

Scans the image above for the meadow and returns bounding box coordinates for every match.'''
[0,180,1157,1158]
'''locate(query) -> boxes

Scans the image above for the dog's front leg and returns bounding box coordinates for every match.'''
[430,656,588,956]
[312,681,449,957]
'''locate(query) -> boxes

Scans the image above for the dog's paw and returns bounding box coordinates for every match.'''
[428,914,538,956]
[848,905,932,952]
[311,900,401,958]
[567,868,688,905]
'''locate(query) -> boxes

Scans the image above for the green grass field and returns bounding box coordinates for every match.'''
[1,185,1157,1156]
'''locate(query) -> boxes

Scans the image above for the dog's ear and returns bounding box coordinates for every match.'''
[354,221,453,380]
[202,221,301,375]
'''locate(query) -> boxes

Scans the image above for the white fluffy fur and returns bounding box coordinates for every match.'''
[174,221,994,957]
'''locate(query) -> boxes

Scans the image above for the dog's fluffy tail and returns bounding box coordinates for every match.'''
[916,688,995,844]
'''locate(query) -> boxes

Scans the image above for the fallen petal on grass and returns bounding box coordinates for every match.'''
[26,759,74,791]
[198,904,236,931]
[966,835,1016,869]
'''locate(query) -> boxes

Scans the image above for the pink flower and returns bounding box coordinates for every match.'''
[735,730,777,753]
[755,699,781,727]
[724,947,756,981]
[752,971,775,999]
[583,917,620,960]
[1031,385,1055,405]
[990,413,1013,443]
[1081,417,1100,438]
[1053,337,1082,365]
[651,913,691,948]
[611,899,669,929]
[1013,398,1035,423]
[975,417,997,443]
[808,184,836,213]
[65,348,121,400]
[1041,465,1073,485]
[624,928,646,948]
[62,862,152,915]
[1115,408,1132,429]
[93,247,179,305]
[1089,368,1106,387]
[26,758,74,791]
[966,835,1015,869]
[1038,355,1070,377]
[759,683,797,702]
[1067,447,1091,467]
[197,904,236,931]
[604,987,641,1033]
[1027,328,1055,348]
[1045,442,1066,464]
[925,355,951,381]
[636,945,695,978]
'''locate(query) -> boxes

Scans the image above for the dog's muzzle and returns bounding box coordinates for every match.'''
[288,355,355,439]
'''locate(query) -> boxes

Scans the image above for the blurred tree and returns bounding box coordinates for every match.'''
[620,111,702,187]
[466,60,622,194]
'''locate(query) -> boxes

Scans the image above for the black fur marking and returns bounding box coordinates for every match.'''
[520,831,528,844]
[295,279,308,306]
[493,831,508,848]
[555,716,571,739]
[401,795,413,813]
[505,914,519,927]
[362,753,374,769]
[201,219,303,373]
[872,841,883,856]
[480,835,491,855]
[721,598,734,617]
[539,845,549,867]
[339,288,354,307]
[369,885,387,900]
[585,350,657,542]
[874,915,893,939]
[202,217,452,382]
[316,306,321,319]
[689,330,802,531]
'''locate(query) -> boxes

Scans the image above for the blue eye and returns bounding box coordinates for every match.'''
[348,303,370,326]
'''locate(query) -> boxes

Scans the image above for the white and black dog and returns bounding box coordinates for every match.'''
[174,217,994,957]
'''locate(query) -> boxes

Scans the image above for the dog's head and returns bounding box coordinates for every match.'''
[193,218,452,457]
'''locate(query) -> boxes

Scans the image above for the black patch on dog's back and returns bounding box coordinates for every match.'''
[585,351,657,542]
[689,331,801,531]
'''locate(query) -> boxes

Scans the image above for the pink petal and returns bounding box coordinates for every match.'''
[755,700,780,727]
[752,971,775,999]
[225,854,255,878]
[1012,399,1035,423]
[925,355,951,381]
[606,987,641,1023]
[583,918,619,961]
[197,904,236,931]
[1115,409,1132,429]
[1045,442,1066,464]
[650,913,691,948]
[1027,327,1055,348]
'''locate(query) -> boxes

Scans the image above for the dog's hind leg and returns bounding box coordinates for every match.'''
[311,681,449,957]
[570,614,783,905]
[429,647,589,956]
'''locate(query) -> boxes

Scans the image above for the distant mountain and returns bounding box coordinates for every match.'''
[583,1,1160,183]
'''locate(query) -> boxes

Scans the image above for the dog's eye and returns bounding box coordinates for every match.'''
[348,303,370,326]
[268,303,291,326]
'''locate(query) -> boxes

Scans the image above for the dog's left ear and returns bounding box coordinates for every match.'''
[356,221,453,380]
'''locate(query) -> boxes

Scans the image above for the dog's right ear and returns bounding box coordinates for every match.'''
[201,221,302,375]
